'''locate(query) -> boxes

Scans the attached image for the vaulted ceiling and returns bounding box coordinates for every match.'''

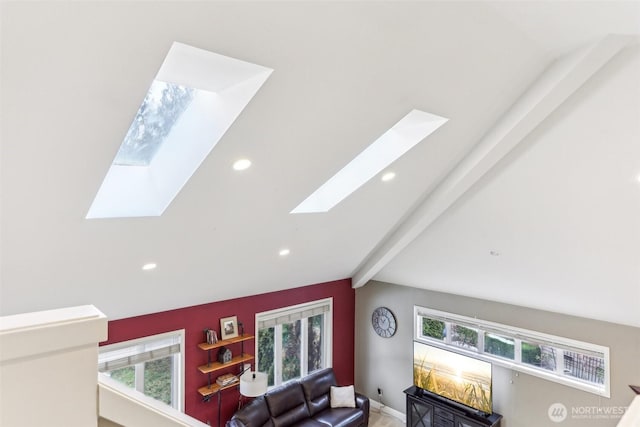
[1,1,639,327]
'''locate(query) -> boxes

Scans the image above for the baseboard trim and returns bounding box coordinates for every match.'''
[369,399,406,423]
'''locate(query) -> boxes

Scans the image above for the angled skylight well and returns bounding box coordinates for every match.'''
[87,42,273,218]
[291,110,448,214]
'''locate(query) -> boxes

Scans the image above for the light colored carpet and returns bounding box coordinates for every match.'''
[369,410,405,427]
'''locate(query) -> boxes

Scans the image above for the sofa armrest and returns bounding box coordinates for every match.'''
[226,419,247,427]
[355,392,370,426]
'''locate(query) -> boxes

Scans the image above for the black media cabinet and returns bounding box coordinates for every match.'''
[404,386,502,427]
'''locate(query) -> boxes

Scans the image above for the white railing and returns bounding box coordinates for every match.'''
[617,395,640,427]
[0,304,207,427]
[0,305,108,427]
[98,373,209,427]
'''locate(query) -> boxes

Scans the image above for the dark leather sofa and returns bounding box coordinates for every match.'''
[227,368,369,427]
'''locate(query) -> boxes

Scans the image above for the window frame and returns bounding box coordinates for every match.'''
[414,306,610,397]
[98,329,185,411]
[255,298,333,388]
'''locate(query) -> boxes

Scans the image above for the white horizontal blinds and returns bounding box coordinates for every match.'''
[258,299,331,329]
[98,334,182,372]
[98,343,180,372]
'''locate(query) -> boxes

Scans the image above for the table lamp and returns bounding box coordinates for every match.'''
[240,371,268,397]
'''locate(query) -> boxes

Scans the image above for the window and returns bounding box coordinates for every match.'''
[256,298,332,387]
[98,330,185,410]
[484,332,515,360]
[450,323,478,351]
[421,317,446,341]
[414,306,610,397]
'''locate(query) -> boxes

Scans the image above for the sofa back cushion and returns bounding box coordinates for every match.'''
[230,396,273,427]
[265,382,310,427]
[300,368,337,416]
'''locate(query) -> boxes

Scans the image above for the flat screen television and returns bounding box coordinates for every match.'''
[413,341,492,414]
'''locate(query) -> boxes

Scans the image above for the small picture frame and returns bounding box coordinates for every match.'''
[220,316,239,340]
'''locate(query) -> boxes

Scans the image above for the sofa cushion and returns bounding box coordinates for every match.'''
[330,386,355,408]
[229,397,273,427]
[300,368,337,416]
[265,382,310,427]
[291,419,329,427]
[313,407,365,427]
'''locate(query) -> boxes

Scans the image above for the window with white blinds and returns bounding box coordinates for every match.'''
[99,330,185,410]
[414,306,610,397]
[98,338,180,372]
[257,299,331,329]
[256,298,333,387]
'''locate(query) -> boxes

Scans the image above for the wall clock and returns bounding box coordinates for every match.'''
[372,307,397,338]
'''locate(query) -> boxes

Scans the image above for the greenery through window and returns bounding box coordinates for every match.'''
[450,324,478,350]
[144,357,173,405]
[258,327,275,386]
[282,321,301,382]
[307,314,324,372]
[484,333,514,360]
[256,299,332,388]
[110,366,135,388]
[422,318,445,340]
[115,81,195,166]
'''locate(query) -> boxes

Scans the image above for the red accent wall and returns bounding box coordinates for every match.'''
[102,278,355,425]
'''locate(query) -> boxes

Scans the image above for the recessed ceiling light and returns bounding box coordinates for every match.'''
[233,159,252,171]
[381,172,396,182]
[291,109,448,213]
[279,248,290,257]
[142,262,157,271]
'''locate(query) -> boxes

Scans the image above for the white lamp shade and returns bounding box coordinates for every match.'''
[240,371,268,397]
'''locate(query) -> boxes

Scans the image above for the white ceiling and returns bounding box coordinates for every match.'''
[1,1,638,327]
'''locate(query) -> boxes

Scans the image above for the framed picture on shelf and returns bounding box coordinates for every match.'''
[220,315,239,340]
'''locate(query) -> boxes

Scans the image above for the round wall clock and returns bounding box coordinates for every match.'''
[371,307,397,338]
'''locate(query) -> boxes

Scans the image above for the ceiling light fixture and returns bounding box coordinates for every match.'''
[142,262,157,271]
[279,248,290,257]
[381,172,396,182]
[291,109,448,213]
[233,159,252,171]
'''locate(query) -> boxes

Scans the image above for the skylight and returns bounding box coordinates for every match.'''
[114,81,195,166]
[87,42,273,218]
[291,109,448,213]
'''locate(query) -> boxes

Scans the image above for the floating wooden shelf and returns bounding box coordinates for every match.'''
[197,379,242,397]
[197,330,255,427]
[197,353,254,374]
[198,334,255,351]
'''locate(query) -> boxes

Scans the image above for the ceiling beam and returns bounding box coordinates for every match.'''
[352,34,636,288]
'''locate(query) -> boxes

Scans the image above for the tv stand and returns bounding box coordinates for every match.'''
[404,386,502,427]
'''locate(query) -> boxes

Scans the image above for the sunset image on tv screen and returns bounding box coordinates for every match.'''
[413,341,492,414]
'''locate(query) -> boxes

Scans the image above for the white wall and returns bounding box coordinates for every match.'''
[0,305,108,427]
